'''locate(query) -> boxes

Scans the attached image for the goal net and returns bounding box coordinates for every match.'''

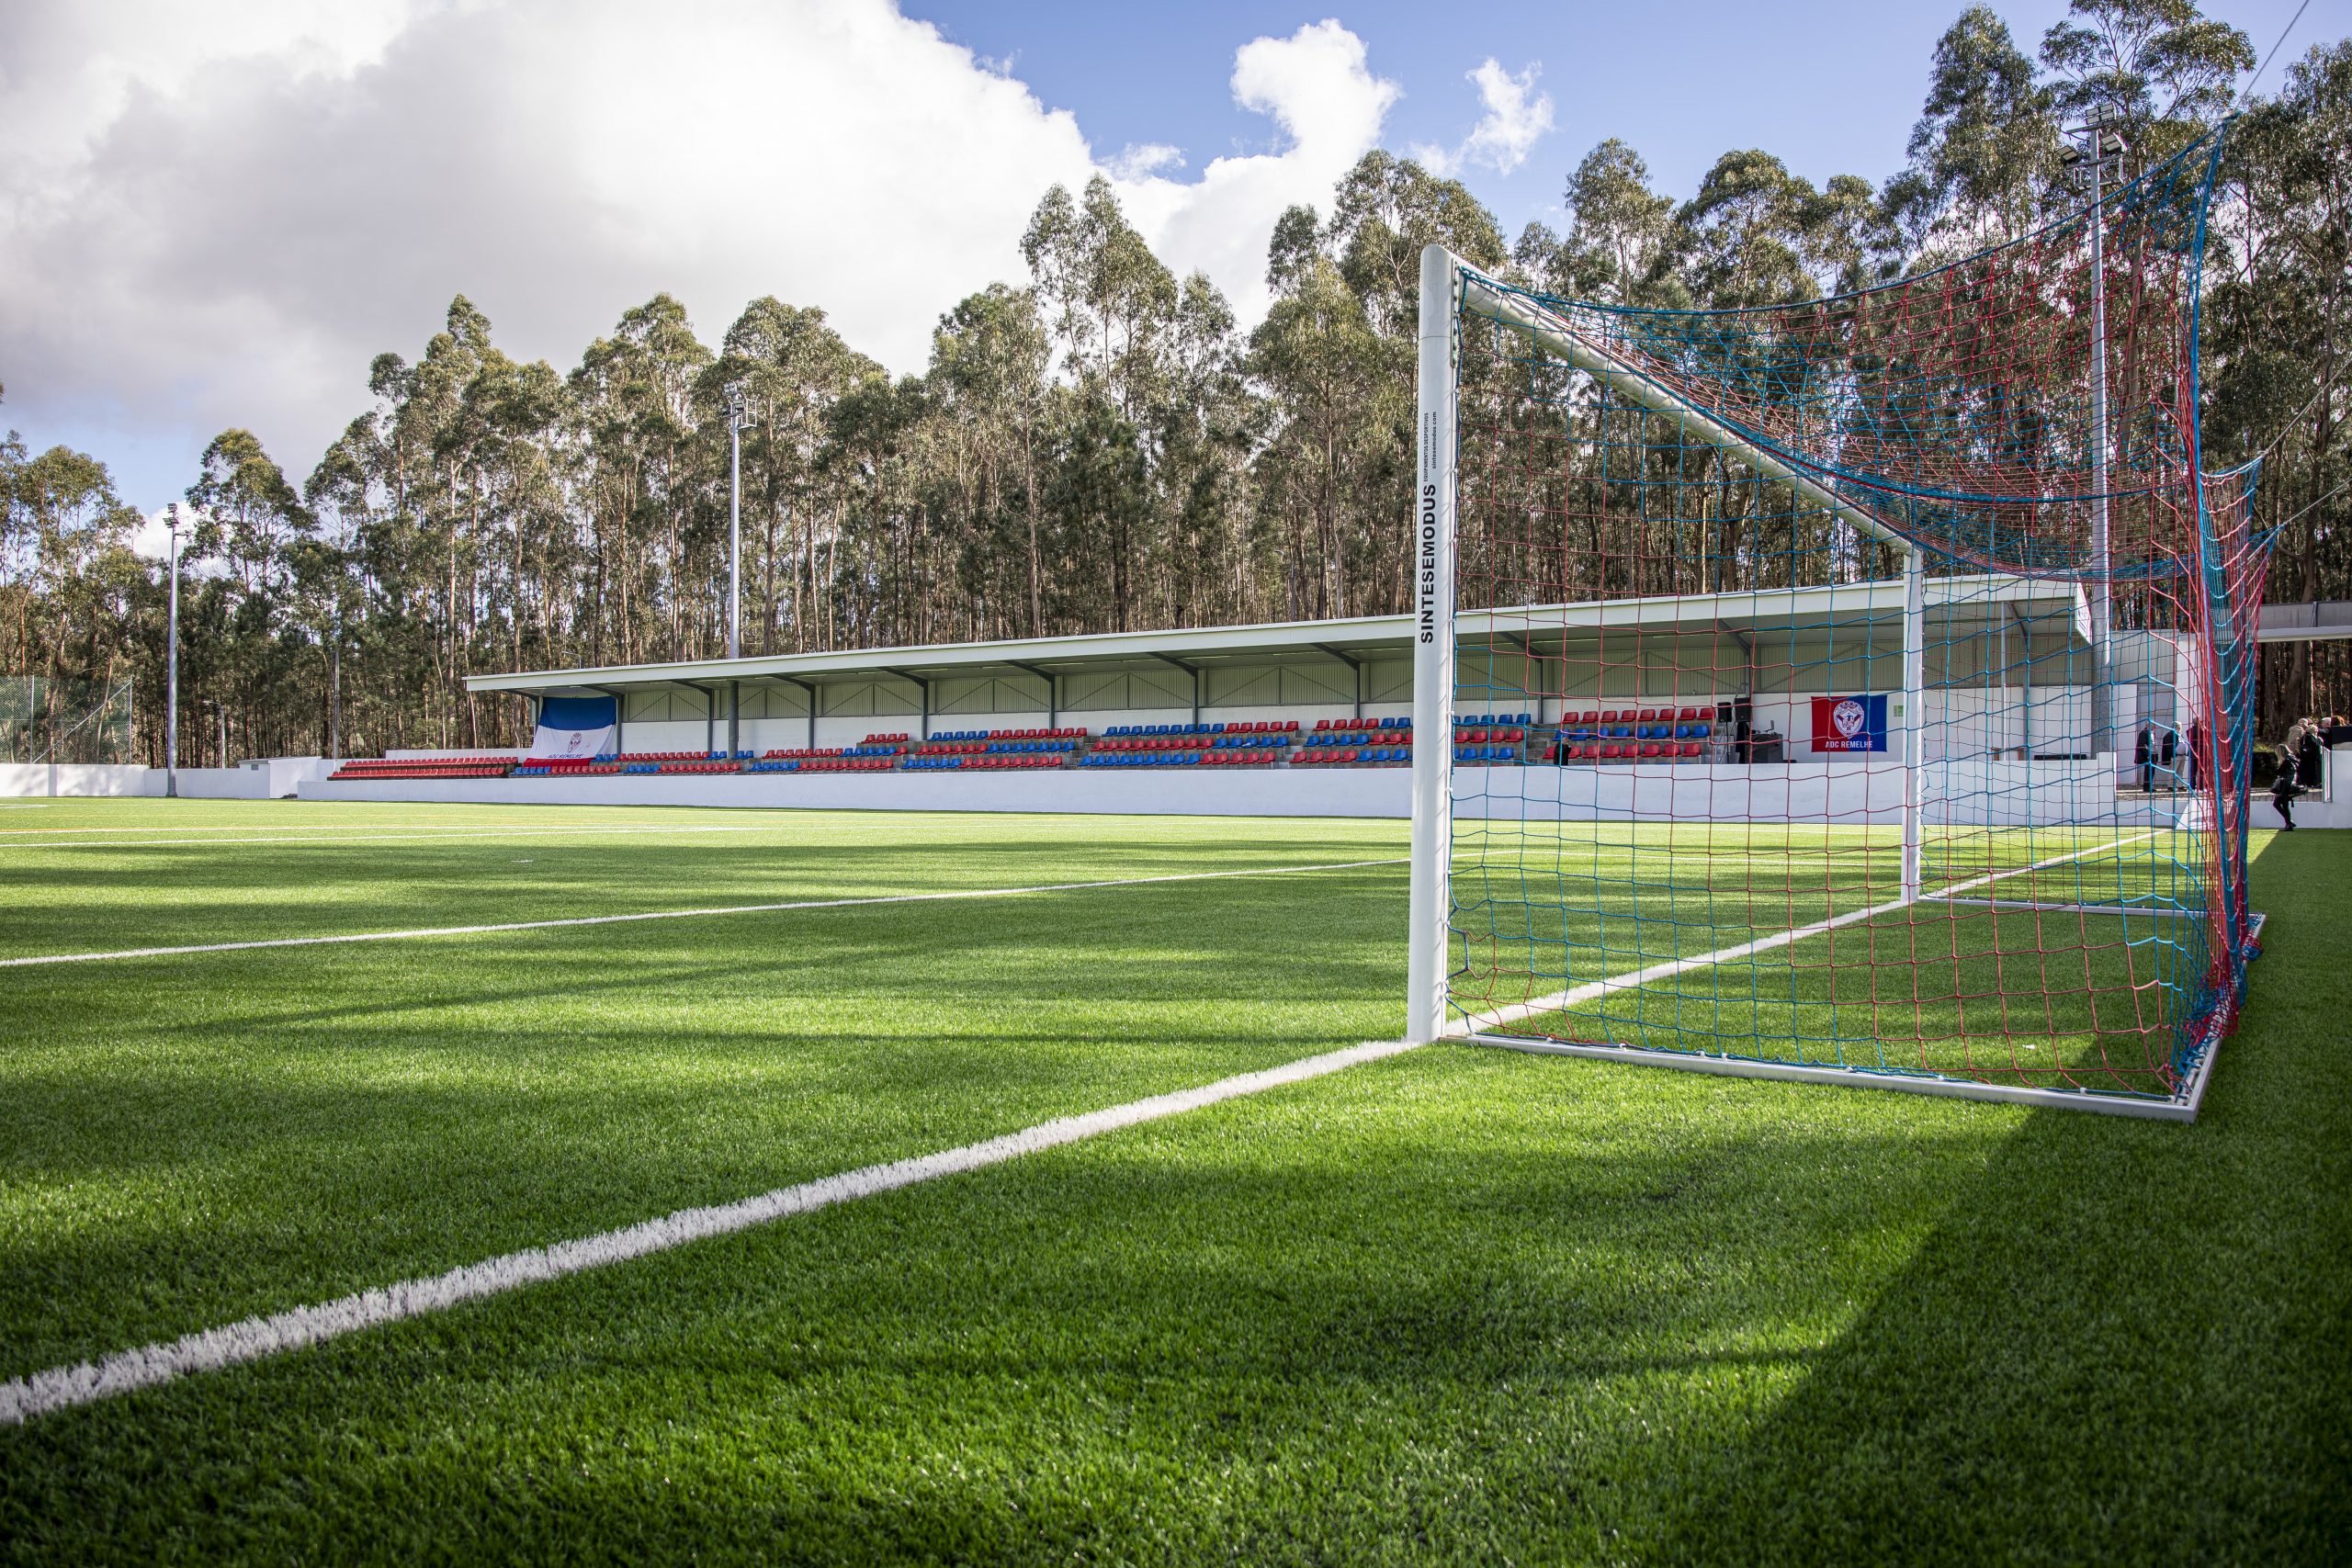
[1407,128,2267,1118]
[0,677,136,765]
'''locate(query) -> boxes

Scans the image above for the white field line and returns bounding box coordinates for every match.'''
[0,858,1408,969]
[0,818,756,834]
[0,823,544,835]
[0,1036,1425,1425]
[1454,830,2160,1034]
[0,824,787,850]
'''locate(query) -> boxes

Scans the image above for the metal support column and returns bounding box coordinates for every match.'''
[1007,660,1060,729]
[595,686,627,756]
[1902,549,1926,906]
[1318,644,1364,722]
[2008,602,2034,757]
[777,677,819,750]
[1153,654,1201,727]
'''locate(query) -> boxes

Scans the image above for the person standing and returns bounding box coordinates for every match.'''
[2299,716,2327,804]
[2188,715,2206,791]
[2159,724,2179,791]
[2273,724,2306,830]
[2135,724,2154,792]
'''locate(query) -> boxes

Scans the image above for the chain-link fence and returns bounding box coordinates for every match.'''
[0,678,137,764]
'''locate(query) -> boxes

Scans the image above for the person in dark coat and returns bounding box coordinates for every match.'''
[2273,727,2304,830]
[2135,724,2154,792]
[2159,724,2179,790]
[2188,716,2206,791]
[2299,716,2327,800]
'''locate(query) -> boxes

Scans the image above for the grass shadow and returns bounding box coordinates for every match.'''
[1643,828,2352,1563]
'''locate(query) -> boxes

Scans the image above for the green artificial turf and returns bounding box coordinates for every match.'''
[1,800,2345,1564]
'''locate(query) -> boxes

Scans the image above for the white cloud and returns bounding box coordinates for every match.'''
[0,4,1405,510]
[127,505,226,574]
[1415,57,1555,177]
[1113,19,1399,322]
[1104,142,1186,180]
[128,508,175,565]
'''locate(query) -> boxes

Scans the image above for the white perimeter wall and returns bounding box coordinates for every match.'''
[302,759,2191,828]
[4,764,260,799]
[306,767,1414,818]
[0,758,329,799]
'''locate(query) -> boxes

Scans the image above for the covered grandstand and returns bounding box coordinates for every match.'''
[298,573,2192,820]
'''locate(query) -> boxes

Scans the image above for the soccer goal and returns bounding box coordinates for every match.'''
[1405,128,2267,1119]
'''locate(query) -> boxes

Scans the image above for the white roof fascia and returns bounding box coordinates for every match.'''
[466,572,2070,695]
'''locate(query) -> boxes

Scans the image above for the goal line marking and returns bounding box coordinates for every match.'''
[0,858,1408,969]
[0,1036,1425,1425]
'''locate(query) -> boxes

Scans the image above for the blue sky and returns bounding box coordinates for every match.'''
[0,0,2328,525]
[909,0,2320,235]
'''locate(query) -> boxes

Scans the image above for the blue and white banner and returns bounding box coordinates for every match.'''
[1810,694,1888,753]
[526,695,617,760]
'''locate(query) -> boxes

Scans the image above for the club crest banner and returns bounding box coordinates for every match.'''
[1810,694,1887,753]
[526,695,618,760]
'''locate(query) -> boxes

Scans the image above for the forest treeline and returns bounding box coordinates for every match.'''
[3,2,2346,761]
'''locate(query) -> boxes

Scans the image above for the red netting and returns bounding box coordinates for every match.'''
[1439,128,2265,1103]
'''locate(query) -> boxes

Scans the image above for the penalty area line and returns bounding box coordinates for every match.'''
[0,1035,1425,1425]
[0,858,1408,968]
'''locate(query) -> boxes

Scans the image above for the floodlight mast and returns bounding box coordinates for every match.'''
[164,504,182,799]
[727,390,749,661]
[2064,107,2125,776]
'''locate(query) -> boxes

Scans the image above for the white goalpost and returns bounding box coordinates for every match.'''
[1403,176,2264,1122]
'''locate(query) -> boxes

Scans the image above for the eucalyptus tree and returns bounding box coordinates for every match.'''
[713,298,878,652]
[1147,273,1261,629]
[1023,175,1181,422]
[1890,7,2057,252]
[2041,0,2255,166]
[1250,226,1393,622]
[1516,139,1679,306]
[8,445,142,695]
[569,294,715,664]
[2207,39,2352,728]
[924,284,1052,637]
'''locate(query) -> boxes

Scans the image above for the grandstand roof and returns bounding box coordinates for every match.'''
[466,572,2080,698]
